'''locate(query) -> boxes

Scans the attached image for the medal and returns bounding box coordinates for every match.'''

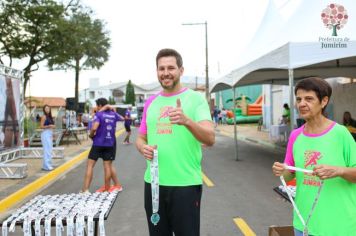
[150,149,160,225]
[151,213,160,226]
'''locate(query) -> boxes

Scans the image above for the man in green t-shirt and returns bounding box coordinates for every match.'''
[136,48,215,236]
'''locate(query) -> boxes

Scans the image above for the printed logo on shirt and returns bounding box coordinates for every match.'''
[156,106,173,134]
[158,106,174,121]
[304,151,322,168]
[303,150,323,187]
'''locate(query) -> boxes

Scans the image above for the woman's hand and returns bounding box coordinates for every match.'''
[272,162,286,176]
[313,164,343,180]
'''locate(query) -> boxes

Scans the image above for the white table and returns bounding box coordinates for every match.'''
[269,124,290,142]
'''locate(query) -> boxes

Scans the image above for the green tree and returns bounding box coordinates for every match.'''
[125,80,135,106]
[108,96,115,105]
[0,0,77,95]
[47,9,110,110]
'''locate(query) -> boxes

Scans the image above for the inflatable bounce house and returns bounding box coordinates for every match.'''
[226,94,263,124]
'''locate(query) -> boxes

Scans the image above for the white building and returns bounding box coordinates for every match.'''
[79,76,206,108]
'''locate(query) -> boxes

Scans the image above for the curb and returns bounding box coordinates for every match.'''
[217,129,286,152]
[0,129,125,214]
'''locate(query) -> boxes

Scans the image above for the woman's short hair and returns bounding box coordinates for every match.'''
[294,77,332,112]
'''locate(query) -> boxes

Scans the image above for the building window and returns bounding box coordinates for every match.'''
[89,91,95,99]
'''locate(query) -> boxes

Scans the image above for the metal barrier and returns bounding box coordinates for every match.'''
[0,147,64,178]
[0,163,27,178]
[29,129,65,147]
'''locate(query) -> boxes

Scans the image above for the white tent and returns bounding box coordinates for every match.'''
[211,41,356,90]
[211,40,356,128]
[211,0,356,92]
[209,0,356,160]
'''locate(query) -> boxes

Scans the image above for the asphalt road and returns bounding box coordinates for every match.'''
[15,128,293,235]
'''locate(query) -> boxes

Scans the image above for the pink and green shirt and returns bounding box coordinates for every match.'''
[284,122,356,236]
[139,88,211,186]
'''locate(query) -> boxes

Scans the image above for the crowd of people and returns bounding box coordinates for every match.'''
[31,49,355,236]
[212,106,228,126]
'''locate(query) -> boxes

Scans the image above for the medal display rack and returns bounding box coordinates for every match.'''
[273,185,296,203]
[0,191,119,236]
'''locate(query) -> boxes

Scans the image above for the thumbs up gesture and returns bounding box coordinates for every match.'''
[169,99,189,125]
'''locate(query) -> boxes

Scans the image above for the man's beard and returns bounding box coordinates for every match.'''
[160,77,179,90]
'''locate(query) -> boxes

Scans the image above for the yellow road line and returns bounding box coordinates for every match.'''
[202,172,214,187]
[0,150,89,213]
[233,217,256,236]
[0,129,125,213]
[115,129,125,137]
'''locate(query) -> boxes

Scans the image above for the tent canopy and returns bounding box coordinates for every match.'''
[210,41,356,92]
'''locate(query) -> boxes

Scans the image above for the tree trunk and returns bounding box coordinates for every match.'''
[23,68,31,99]
[332,25,338,36]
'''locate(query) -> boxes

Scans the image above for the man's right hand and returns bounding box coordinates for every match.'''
[272,162,286,177]
[141,144,157,161]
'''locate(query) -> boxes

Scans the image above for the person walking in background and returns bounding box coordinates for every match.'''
[272,77,356,236]
[281,103,291,124]
[221,108,227,125]
[40,105,55,171]
[82,98,123,193]
[212,106,219,127]
[123,106,132,144]
[136,48,215,236]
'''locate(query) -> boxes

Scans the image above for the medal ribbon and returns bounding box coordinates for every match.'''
[150,149,160,225]
[2,220,8,236]
[281,165,324,236]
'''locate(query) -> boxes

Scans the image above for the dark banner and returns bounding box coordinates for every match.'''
[0,75,21,151]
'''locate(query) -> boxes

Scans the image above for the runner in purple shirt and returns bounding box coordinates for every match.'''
[81,98,124,193]
[123,106,132,144]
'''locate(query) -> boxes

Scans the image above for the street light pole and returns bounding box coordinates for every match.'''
[182,21,209,104]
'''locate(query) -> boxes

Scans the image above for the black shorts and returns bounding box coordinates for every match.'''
[88,145,116,161]
[125,124,131,132]
[144,182,202,236]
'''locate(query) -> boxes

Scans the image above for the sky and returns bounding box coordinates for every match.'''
[15,0,356,97]
[23,0,269,97]
[20,0,310,98]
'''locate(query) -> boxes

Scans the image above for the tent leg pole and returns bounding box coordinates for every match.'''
[233,87,238,161]
[288,69,295,131]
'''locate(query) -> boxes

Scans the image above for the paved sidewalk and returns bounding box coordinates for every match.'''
[215,123,287,151]
[0,123,125,219]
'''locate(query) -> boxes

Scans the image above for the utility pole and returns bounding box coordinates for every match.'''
[182,21,209,104]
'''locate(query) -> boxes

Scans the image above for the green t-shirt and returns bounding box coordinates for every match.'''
[139,88,212,186]
[285,123,356,235]
[283,108,290,118]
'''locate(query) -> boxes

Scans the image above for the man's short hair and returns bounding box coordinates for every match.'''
[95,98,108,107]
[156,48,183,68]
